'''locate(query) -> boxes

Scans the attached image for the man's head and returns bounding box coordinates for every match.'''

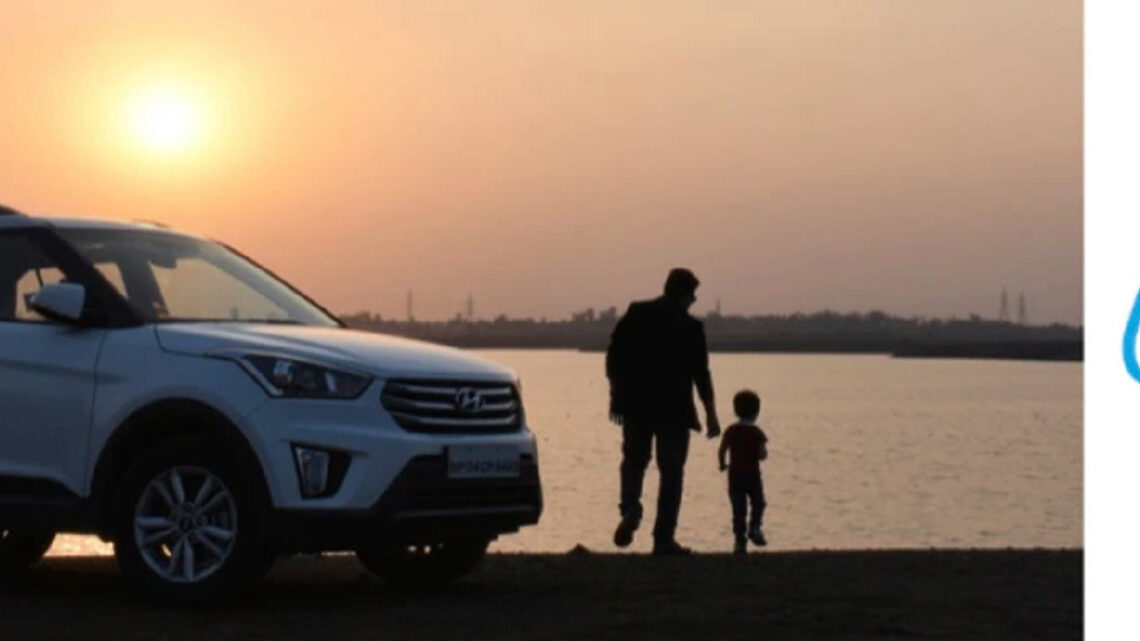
[733,389,761,422]
[663,268,699,310]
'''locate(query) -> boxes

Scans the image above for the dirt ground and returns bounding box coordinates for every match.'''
[0,549,1080,641]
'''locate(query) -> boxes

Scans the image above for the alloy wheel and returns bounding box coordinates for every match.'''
[133,466,238,584]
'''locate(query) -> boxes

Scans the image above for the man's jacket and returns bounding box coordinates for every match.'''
[605,296,713,430]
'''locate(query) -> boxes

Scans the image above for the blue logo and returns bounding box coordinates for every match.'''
[1125,288,1140,382]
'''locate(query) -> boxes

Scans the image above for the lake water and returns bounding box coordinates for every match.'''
[50,351,1082,557]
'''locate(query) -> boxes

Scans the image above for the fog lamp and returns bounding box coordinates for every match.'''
[293,445,331,498]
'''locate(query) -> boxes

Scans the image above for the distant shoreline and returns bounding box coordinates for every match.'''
[392,337,1085,362]
[341,313,1083,362]
[586,339,1083,361]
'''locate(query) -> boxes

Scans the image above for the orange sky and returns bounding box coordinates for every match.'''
[0,1,1082,324]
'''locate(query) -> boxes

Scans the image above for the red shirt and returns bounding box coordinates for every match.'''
[723,422,767,476]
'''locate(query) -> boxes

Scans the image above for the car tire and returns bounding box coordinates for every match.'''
[356,538,490,590]
[111,439,269,601]
[0,529,55,572]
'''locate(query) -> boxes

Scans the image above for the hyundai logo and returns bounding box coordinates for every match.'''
[454,387,485,414]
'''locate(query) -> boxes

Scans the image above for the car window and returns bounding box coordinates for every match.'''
[151,256,291,322]
[0,236,74,322]
[57,228,339,326]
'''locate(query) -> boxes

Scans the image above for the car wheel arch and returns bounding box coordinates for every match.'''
[90,398,270,537]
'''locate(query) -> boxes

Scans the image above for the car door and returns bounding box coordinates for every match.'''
[0,228,108,501]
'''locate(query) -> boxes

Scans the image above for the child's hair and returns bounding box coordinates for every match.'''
[733,389,761,420]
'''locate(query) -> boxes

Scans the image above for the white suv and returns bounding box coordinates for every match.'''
[0,206,542,598]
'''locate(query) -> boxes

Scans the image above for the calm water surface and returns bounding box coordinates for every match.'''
[52,351,1082,556]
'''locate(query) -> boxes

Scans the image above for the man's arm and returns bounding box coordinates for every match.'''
[693,321,720,438]
[604,315,625,383]
[605,306,633,425]
[718,431,730,471]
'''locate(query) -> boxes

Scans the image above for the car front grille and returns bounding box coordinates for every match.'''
[380,379,523,433]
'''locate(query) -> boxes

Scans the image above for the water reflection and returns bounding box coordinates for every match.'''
[51,352,1082,557]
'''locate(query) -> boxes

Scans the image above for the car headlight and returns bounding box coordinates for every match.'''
[224,354,372,399]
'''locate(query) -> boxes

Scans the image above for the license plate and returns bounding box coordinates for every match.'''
[447,445,521,479]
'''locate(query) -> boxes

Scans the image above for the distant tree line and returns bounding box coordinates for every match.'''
[338,308,1082,359]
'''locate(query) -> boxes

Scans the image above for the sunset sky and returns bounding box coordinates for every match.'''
[0,1,1081,324]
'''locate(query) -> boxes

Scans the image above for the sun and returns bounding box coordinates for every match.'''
[125,82,206,154]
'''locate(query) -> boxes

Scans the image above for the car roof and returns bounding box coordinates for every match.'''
[43,216,178,232]
[0,205,37,229]
[0,209,200,238]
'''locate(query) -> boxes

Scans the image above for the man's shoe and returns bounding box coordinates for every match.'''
[613,515,639,548]
[652,540,693,556]
[748,526,767,547]
[733,538,747,555]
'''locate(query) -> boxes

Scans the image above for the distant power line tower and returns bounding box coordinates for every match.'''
[999,287,1010,322]
[406,290,415,322]
[466,293,475,322]
[1018,293,1028,325]
[706,297,723,321]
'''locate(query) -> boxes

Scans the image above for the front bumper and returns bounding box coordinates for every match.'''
[242,389,540,509]
[270,453,542,551]
[238,381,542,551]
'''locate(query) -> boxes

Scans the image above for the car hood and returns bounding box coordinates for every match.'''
[154,323,516,380]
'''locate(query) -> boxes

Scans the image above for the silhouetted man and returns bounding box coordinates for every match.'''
[606,268,720,555]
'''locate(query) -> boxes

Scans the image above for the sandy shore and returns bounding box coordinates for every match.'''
[1,549,1080,640]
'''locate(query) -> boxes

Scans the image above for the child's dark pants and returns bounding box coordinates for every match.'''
[728,470,765,538]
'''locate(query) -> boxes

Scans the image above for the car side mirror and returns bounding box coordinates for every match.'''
[30,282,86,324]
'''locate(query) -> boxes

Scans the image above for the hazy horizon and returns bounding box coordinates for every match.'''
[342,301,1080,328]
[0,1,1082,324]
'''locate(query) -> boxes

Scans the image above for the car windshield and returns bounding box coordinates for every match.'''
[57,228,340,327]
